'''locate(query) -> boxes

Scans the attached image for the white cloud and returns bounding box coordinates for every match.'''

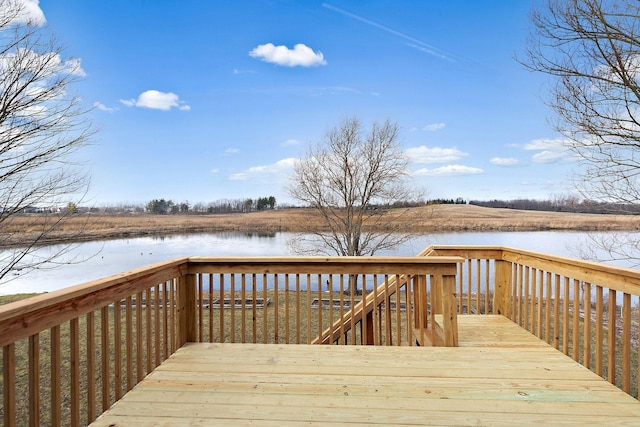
[120,90,190,111]
[423,122,445,131]
[406,146,468,164]
[531,150,568,163]
[282,139,300,147]
[64,58,86,77]
[229,158,296,181]
[93,101,117,113]
[210,168,220,174]
[490,157,519,167]
[249,43,327,67]
[9,0,46,26]
[224,148,240,154]
[523,138,573,163]
[413,164,484,176]
[0,49,85,78]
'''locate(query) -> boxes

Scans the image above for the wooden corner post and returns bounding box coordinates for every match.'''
[441,273,458,347]
[178,273,197,346]
[493,260,512,317]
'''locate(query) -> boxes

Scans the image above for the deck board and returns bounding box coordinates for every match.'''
[91,315,640,426]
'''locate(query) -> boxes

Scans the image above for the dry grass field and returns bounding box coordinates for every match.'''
[3,204,640,247]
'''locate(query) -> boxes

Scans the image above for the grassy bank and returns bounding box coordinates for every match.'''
[3,204,640,247]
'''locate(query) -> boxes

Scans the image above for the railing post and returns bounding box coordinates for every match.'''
[414,275,428,329]
[493,260,512,317]
[441,274,458,347]
[178,273,197,345]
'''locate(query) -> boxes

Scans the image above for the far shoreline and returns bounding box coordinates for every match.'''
[2,204,639,248]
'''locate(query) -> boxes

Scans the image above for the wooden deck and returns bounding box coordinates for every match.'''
[91,316,640,426]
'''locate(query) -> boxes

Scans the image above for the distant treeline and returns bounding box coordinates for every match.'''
[145,197,278,215]
[469,198,640,215]
[426,198,467,205]
[31,196,638,216]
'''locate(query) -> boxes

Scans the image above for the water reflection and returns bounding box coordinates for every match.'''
[0,231,622,295]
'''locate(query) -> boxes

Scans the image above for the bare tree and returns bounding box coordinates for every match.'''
[288,116,421,284]
[523,0,640,264]
[0,0,93,282]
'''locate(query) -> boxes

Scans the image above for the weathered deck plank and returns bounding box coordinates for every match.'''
[91,316,640,426]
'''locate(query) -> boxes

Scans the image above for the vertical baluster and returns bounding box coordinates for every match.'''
[384,275,392,345]
[221,274,226,343]
[145,288,152,375]
[350,274,356,344]
[87,311,96,422]
[531,268,538,337]
[263,274,268,344]
[154,285,161,367]
[328,274,334,344]
[114,298,122,401]
[608,289,617,385]
[485,260,490,314]
[241,274,247,343]
[563,277,570,355]
[295,274,301,344]
[285,274,290,344]
[163,282,169,360]
[209,274,214,343]
[572,279,580,361]
[50,325,61,426]
[361,275,369,345]
[510,264,517,321]
[516,264,522,326]
[475,259,480,314]
[230,274,236,343]
[70,318,80,426]
[3,343,16,427]
[101,305,110,413]
[169,281,176,354]
[317,274,323,343]
[252,274,257,343]
[554,275,561,350]
[372,274,378,345]
[136,291,144,382]
[595,285,603,377]
[583,283,591,368]
[406,276,413,345]
[306,274,312,344]
[339,274,345,345]
[622,293,631,393]
[545,272,552,344]
[395,275,402,346]
[198,274,203,342]
[523,266,529,331]
[274,274,279,344]
[458,263,463,314]
[28,333,40,427]
[537,269,544,337]
[467,260,472,315]
[125,296,133,391]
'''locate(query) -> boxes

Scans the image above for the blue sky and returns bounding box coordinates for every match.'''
[32,0,573,206]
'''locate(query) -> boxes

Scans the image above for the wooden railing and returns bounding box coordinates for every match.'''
[0,255,460,426]
[423,245,640,399]
[5,246,640,426]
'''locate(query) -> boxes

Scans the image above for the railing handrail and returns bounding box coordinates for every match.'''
[185,255,464,274]
[0,255,462,347]
[424,244,640,295]
[0,257,190,347]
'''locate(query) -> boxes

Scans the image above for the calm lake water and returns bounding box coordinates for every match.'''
[0,231,623,295]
